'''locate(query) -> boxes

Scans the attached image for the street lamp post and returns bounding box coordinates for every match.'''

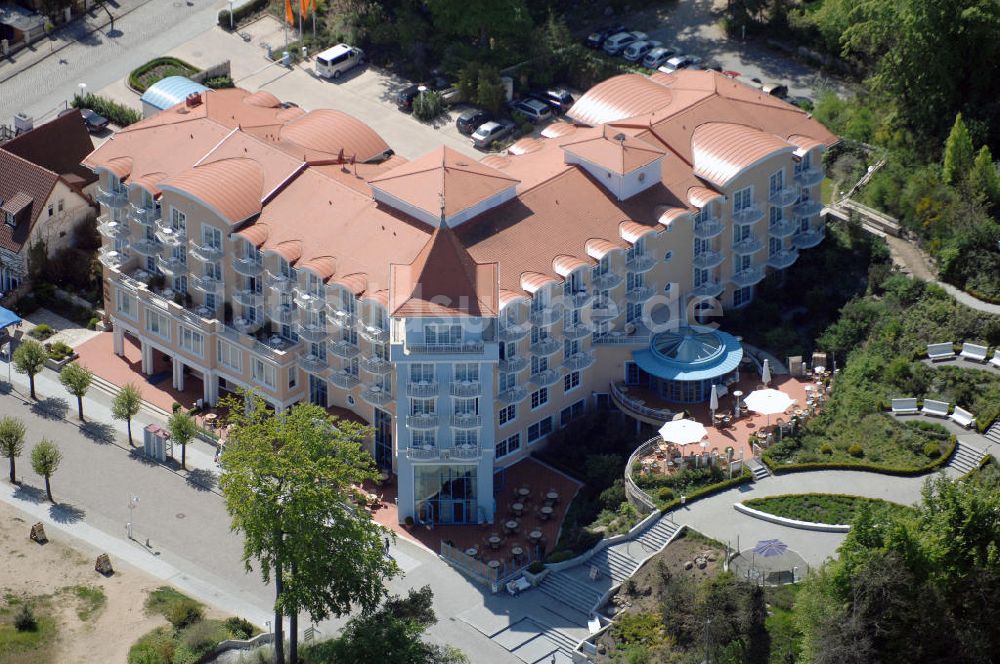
[126,494,139,540]
[228,0,233,30]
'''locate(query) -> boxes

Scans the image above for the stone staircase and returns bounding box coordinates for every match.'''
[986,421,1000,447]
[948,441,987,475]
[536,571,603,616]
[748,458,770,481]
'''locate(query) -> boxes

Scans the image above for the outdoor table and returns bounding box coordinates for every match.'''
[511,502,524,515]
[487,560,501,569]
[528,530,542,541]
[546,491,558,502]
[511,546,523,556]
[488,536,501,549]
[204,413,218,429]
[540,506,553,517]
[505,520,519,532]
[465,547,478,557]
[517,487,530,498]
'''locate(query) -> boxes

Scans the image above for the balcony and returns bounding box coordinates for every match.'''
[592,271,623,290]
[406,382,439,397]
[498,322,530,343]
[694,218,725,239]
[693,250,724,269]
[732,206,764,225]
[450,414,482,428]
[233,317,264,334]
[593,330,651,345]
[297,322,328,343]
[690,280,724,298]
[730,266,766,287]
[450,381,481,397]
[406,446,440,460]
[567,290,593,308]
[98,218,129,240]
[233,256,264,278]
[768,219,797,238]
[97,187,128,208]
[563,321,592,340]
[610,382,675,425]
[529,337,560,356]
[625,254,657,273]
[328,308,356,329]
[529,368,561,387]
[330,370,361,389]
[190,275,224,294]
[154,222,186,246]
[298,353,329,375]
[563,351,595,371]
[406,414,439,429]
[329,339,360,359]
[795,167,823,187]
[267,303,295,324]
[497,385,528,405]
[131,238,162,257]
[529,303,565,327]
[404,341,485,355]
[625,285,654,303]
[732,235,762,255]
[360,384,393,406]
[792,200,822,218]
[767,249,800,269]
[591,301,620,320]
[450,445,483,460]
[129,204,161,226]
[361,355,392,374]
[156,255,186,276]
[231,289,262,307]
[498,355,528,373]
[792,226,826,249]
[768,187,798,207]
[293,289,325,312]
[267,272,296,294]
[358,324,389,344]
[190,242,224,263]
[98,247,126,269]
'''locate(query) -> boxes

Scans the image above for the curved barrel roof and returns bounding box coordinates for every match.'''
[140,76,209,111]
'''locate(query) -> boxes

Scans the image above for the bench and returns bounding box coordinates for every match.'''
[505,576,531,596]
[950,407,976,429]
[992,353,1000,370]
[921,399,950,418]
[927,343,956,361]
[960,343,989,363]
[891,398,919,415]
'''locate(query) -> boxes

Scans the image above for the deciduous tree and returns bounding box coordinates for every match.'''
[13,340,48,400]
[167,410,198,470]
[111,383,143,446]
[58,362,93,421]
[30,439,62,503]
[0,416,26,484]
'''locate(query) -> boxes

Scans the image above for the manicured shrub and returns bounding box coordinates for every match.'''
[224,616,256,640]
[204,76,235,89]
[527,561,545,573]
[924,442,942,458]
[72,93,141,127]
[28,323,53,340]
[165,598,204,630]
[657,487,674,502]
[847,444,864,457]
[820,443,834,455]
[412,90,444,121]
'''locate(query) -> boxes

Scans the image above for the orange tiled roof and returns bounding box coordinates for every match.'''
[161,157,264,224]
[562,126,666,175]
[691,122,795,186]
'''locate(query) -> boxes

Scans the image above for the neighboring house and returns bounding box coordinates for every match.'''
[86,74,835,526]
[0,109,97,294]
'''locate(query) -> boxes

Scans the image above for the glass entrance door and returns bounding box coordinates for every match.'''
[374,408,393,470]
[308,374,327,406]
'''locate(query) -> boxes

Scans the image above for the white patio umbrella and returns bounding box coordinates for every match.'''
[709,384,719,415]
[761,358,771,386]
[658,418,708,446]
[743,388,794,425]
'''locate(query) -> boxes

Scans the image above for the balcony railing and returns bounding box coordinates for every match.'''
[267,272,296,294]
[792,226,826,249]
[154,222,186,246]
[232,289,263,307]
[232,256,264,277]
[328,308,356,328]
[625,285,654,303]
[298,353,329,375]
[610,382,675,423]
[98,218,129,240]
[732,235,762,254]
[450,445,483,460]
[329,339,360,359]
[792,200,822,218]
[189,242,224,262]
[693,250,724,269]
[624,254,657,273]
[293,289,325,311]
[156,255,186,276]
[529,303,565,327]
[360,355,392,374]
[358,324,389,344]
[694,218,725,239]
[404,341,485,355]
[98,247,127,269]
[497,385,528,405]
[690,280,724,298]
[591,302,620,320]
[563,322,593,340]
[529,368,561,387]
[498,323,530,342]
[768,187,798,207]
[769,219,797,238]
[97,187,128,208]
[450,381,481,397]
[406,445,483,461]
[498,355,528,373]
[406,414,439,429]
[767,249,800,269]
[563,351,595,371]
[593,331,651,345]
[297,322,328,343]
[529,337,560,356]
[267,303,295,324]
[450,414,482,428]
[406,446,440,460]
[360,385,393,406]
[730,266,766,287]
[795,167,823,187]
[592,271,623,290]
[330,370,361,389]
[233,317,264,334]
[190,275,224,293]
[567,290,593,308]
[406,382,439,397]
[131,238,162,257]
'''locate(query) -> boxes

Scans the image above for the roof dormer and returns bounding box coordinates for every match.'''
[562,127,665,201]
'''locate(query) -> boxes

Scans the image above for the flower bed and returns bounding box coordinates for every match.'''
[743,493,915,526]
[128,57,200,93]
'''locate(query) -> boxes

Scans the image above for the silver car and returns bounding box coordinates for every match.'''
[471,120,514,149]
[642,46,676,69]
[603,31,647,56]
[622,40,661,62]
[658,54,696,74]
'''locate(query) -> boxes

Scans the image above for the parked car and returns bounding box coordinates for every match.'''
[510,98,553,123]
[642,46,677,69]
[584,24,626,49]
[314,43,365,79]
[622,39,661,62]
[658,54,695,73]
[603,31,646,56]
[763,83,789,99]
[529,88,574,115]
[61,107,109,133]
[456,108,491,135]
[471,120,515,149]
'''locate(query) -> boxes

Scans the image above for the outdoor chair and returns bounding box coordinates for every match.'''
[950,406,976,429]
[960,343,989,363]
[927,342,956,361]
[811,351,828,368]
[891,398,920,415]
[787,356,804,376]
[921,399,950,418]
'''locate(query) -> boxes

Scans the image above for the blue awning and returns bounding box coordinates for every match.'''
[632,326,743,381]
[0,306,21,329]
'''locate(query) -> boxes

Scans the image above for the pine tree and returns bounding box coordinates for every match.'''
[941,113,974,186]
[969,145,1000,208]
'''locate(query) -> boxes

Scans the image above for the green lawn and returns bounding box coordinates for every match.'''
[744,493,915,525]
[0,595,58,664]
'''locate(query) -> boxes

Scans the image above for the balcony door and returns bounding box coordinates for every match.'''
[374,408,392,470]
[308,374,327,406]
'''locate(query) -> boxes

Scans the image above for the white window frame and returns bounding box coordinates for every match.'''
[498,404,516,426]
[530,387,548,410]
[217,340,243,372]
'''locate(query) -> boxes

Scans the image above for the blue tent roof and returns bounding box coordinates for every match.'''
[632,325,743,381]
[0,306,22,329]
[140,76,209,111]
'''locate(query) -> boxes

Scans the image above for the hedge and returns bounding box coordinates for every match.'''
[72,93,141,127]
[128,57,199,93]
[763,434,957,477]
[217,0,269,30]
[658,467,754,513]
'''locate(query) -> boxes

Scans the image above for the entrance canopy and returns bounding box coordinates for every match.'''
[0,306,21,329]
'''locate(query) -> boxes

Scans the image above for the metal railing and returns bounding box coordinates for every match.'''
[624,254,656,273]
[767,249,799,269]
[610,382,675,423]
[592,271,623,290]
[406,382,439,397]
[694,218,725,238]
[450,381,482,397]
[497,385,528,404]
[768,187,798,207]
[404,341,485,355]
[732,235,762,254]
[792,226,826,249]
[731,206,763,225]
[693,250,724,269]
[730,266,765,287]
[406,414,439,428]
[97,187,128,208]
[450,414,482,428]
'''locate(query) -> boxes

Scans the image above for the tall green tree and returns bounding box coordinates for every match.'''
[13,340,48,400]
[969,145,1000,208]
[30,439,62,503]
[0,416,26,484]
[111,383,143,446]
[58,363,93,421]
[426,0,531,46]
[942,113,975,186]
[167,410,198,470]
[219,392,398,664]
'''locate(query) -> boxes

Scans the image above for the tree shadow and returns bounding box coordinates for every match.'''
[13,483,46,504]
[81,421,116,445]
[185,468,217,492]
[30,396,69,421]
[128,448,159,467]
[50,502,86,524]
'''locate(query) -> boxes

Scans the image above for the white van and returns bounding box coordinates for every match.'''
[315,44,364,79]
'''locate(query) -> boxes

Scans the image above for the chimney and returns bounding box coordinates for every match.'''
[185,92,203,108]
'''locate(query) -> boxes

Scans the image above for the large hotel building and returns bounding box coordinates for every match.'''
[86,70,835,526]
